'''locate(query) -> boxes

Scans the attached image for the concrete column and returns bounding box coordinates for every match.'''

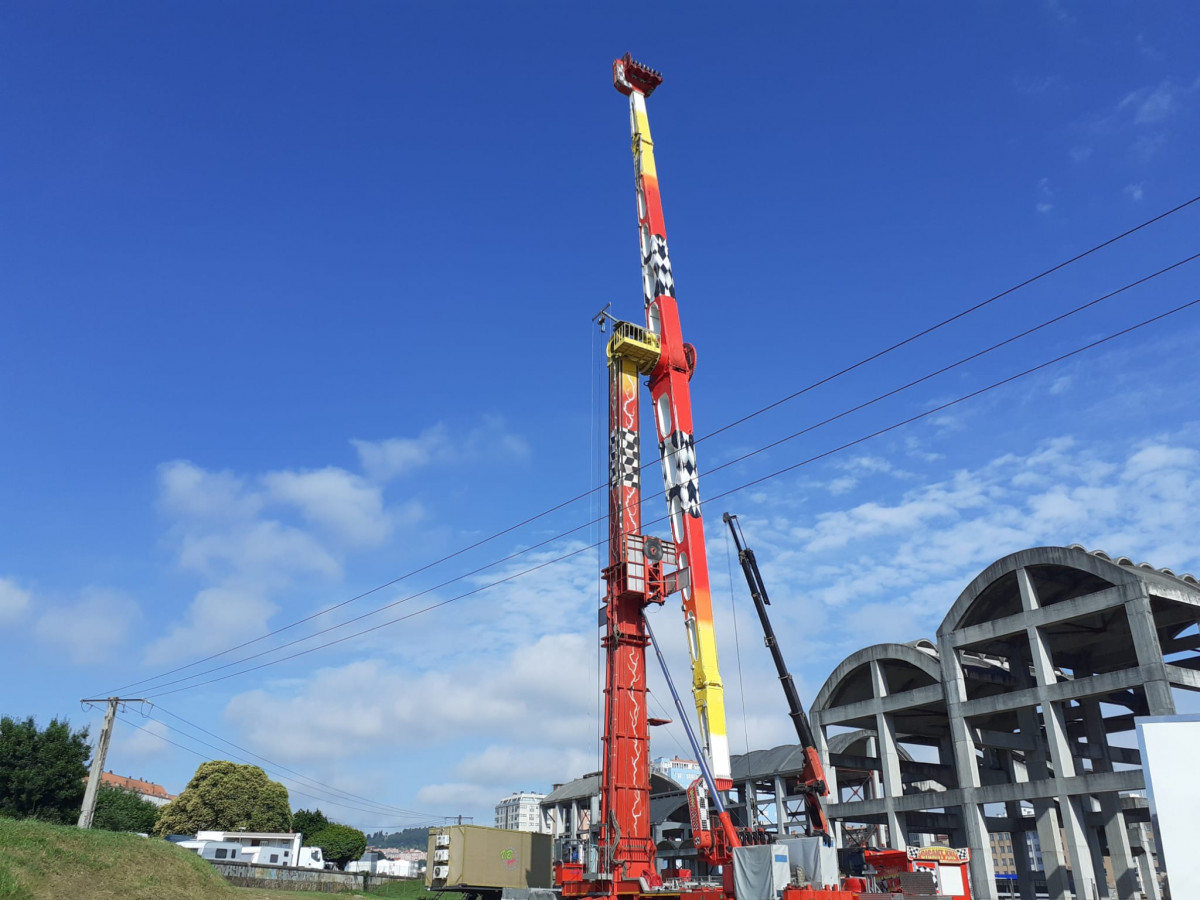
[1061,794,1102,900]
[938,633,993,895]
[964,802,998,900]
[1127,822,1162,900]
[1006,803,1036,900]
[1081,699,1139,898]
[811,711,836,795]
[871,660,908,848]
[1125,592,1175,716]
[1013,578,1069,900]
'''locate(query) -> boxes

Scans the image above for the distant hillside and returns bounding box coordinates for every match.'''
[0,816,240,900]
[367,826,430,850]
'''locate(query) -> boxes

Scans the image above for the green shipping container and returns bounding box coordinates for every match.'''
[426,825,553,890]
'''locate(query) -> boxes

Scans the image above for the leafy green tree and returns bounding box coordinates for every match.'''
[153,761,291,836]
[309,822,367,868]
[0,715,90,824]
[91,782,161,833]
[368,826,430,849]
[292,807,330,838]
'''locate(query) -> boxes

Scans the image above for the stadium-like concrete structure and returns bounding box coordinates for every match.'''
[809,545,1200,899]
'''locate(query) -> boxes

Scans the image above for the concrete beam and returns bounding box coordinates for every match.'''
[815,684,945,725]
[958,666,1153,719]
[826,768,1144,818]
[1165,662,1200,690]
[949,583,1139,649]
[828,753,957,785]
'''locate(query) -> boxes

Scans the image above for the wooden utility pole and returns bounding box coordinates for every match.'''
[77,697,145,829]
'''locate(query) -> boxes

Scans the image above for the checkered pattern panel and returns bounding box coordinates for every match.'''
[642,234,676,304]
[659,430,700,517]
[609,427,640,490]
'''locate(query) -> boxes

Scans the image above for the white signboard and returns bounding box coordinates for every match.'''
[1136,714,1200,897]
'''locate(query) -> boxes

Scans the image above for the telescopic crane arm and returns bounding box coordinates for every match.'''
[723,513,833,845]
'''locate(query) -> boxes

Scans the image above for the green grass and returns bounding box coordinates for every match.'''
[365,881,448,899]
[0,816,453,899]
[0,815,243,900]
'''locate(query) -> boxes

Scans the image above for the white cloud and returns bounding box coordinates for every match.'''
[1124,183,1145,202]
[455,745,597,786]
[225,631,599,766]
[739,430,1200,672]
[353,418,529,483]
[35,587,141,665]
[353,425,451,481]
[0,577,31,623]
[143,585,278,666]
[159,461,261,521]
[110,715,172,760]
[1123,80,1180,125]
[415,782,493,810]
[178,520,340,582]
[828,476,856,495]
[263,467,391,546]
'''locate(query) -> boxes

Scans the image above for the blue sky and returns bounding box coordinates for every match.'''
[3,2,1200,832]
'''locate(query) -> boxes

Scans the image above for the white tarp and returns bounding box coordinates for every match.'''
[732,844,791,900]
[778,837,839,889]
[1136,714,1200,898]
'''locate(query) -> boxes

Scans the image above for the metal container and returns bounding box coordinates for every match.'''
[425,825,553,891]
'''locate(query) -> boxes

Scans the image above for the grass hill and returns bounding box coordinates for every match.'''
[0,816,438,900]
[0,816,242,900]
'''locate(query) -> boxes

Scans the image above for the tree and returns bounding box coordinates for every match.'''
[92,783,160,833]
[309,822,367,868]
[0,715,90,824]
[367,826,429,849]
[153,761,291,836]
[292,808,330,838]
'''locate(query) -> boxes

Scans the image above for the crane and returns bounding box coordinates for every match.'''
[560,54,862,900]
[723,513,833,845]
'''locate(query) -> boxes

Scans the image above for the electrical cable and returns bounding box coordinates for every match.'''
[149,704,436,819]
[104,484,599,696]
[132,293,1200,699]
[106,195,1200,696]
[699,251,1200,481]
[699,192,1200,444]
[133,711,430,819]
[114,713,428,821]
[724,525,753,756]
[128,253,1198,696]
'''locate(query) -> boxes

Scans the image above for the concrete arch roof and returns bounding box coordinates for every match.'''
[826,728,913,762]
[939,545,1200,636]
[811,642,942,714]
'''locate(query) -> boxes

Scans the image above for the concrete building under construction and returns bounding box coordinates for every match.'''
[808,544,1199,899]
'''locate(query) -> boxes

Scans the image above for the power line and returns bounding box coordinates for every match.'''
[149,704,436,819]
[702,295,1200,500]
[700,191,1200,444]
[700,252,1200,480]
[108,193,1200,696]
[105,485,597,696]
[135,293,1200,699]
[114,712,434,821]
[130,252,1196,694]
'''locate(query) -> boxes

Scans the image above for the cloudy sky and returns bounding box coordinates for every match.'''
[3,2,1200,831]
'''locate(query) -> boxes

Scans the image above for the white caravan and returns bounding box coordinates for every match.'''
[180,831,325,869]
